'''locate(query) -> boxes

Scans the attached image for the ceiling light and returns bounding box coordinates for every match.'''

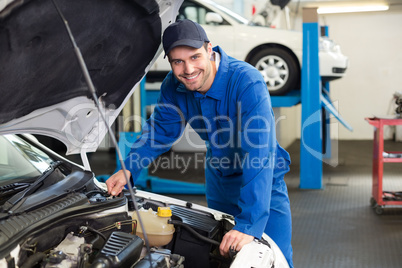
[317,5,389,14]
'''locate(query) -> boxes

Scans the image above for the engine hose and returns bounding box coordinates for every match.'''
[80,226,107,243]
[168,220,220,247]
[85,190,109,197]
[20,252,46,268]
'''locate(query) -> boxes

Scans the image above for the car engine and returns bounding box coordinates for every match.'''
[0,171,239,268]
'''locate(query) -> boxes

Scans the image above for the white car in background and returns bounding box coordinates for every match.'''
[148,0,348,96]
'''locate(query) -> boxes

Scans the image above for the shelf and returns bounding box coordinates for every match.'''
[383,158,402,163]
[366,117,402,212]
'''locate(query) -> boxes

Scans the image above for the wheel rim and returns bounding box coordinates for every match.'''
[255,55,289,92]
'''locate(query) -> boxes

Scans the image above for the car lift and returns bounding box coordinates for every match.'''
[243,8,352,189]
[299,8,352,189]
[109,7,352,193]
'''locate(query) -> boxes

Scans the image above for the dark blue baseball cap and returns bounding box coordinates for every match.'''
[162,19,209,58]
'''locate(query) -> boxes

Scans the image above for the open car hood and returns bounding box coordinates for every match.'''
[0,0,182,154]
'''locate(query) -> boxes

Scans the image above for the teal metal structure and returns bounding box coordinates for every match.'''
[299,8,352,189]
[300,8,323,189]
[116,131,205,194]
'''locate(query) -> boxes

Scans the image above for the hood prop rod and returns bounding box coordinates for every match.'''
[50,1,153,267]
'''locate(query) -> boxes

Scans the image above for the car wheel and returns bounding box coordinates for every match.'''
[249,47,299,96]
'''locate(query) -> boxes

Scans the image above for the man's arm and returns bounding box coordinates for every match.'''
[106,76,186,195]
[233,78,276,237]
[106,169,131,196]
[220,73,277,256]
[219,230,254,257]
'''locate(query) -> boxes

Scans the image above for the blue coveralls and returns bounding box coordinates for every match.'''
[124,46,293,267]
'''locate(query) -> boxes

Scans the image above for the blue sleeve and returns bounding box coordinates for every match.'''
[124,76,186,182]
[231,72,278,239]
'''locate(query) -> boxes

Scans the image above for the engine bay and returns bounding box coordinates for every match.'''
[0,176,239,268]
[0,134,276,268]
[0,131,279,268]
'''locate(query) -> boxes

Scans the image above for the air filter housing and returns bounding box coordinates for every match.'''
[90,232,143,268]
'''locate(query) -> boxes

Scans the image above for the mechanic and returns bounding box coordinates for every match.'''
[106,19,293,267]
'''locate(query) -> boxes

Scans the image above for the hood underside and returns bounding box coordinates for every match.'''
[0,0,181,154]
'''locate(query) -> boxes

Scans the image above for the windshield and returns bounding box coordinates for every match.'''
[0,135,53,182]
[206,0,249,25]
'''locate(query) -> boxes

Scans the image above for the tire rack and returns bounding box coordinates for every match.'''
[365,117,402,214]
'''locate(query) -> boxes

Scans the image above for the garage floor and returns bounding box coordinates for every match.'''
[73,139,402,268]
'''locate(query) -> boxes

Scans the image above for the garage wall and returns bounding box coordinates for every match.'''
[270,5,402,142]
[292,8,402,140]
[273,106,298,148]
[218,0,402,141]
[227,1,402,142]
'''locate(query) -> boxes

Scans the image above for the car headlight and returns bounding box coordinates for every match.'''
[319,37,340,53]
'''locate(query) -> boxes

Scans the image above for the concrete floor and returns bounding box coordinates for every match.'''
[286,140,402,268]
[65,139,402,268]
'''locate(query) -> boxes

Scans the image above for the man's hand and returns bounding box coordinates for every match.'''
[106,170,131,196]
[219,229,254,258]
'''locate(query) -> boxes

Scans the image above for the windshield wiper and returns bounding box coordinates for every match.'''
[0,182,31,198]
[1,161,62,214]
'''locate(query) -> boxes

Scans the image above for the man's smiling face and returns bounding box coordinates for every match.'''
[168,42,215,94]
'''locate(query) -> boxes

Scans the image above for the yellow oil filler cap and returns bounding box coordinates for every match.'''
[157,207,172,217]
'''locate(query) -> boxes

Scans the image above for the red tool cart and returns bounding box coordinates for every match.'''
[365,117,402,214]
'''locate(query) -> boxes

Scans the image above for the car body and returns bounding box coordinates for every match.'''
[148,0,348,96]
[0,134,288,267]
[0,0,289,267]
